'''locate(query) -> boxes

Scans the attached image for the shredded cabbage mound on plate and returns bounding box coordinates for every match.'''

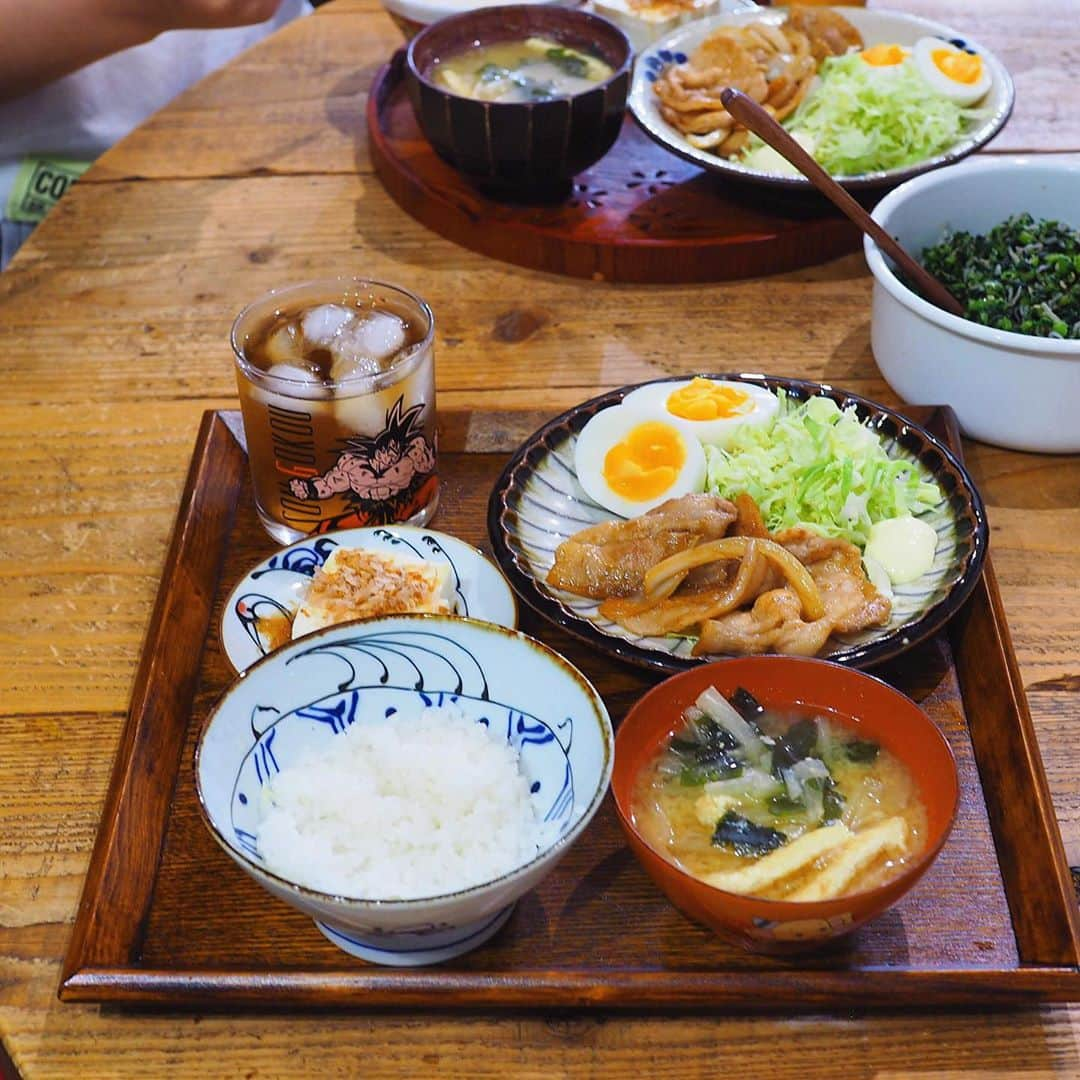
[751,52,979,176]
[703,392,943,548]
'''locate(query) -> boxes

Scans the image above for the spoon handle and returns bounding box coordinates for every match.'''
[719,88,966,319]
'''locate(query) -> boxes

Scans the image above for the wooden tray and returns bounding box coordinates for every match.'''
[368,52,862,283]
[60,406,1080,1010]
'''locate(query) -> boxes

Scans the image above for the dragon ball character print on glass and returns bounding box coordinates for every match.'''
[232,278,439,544]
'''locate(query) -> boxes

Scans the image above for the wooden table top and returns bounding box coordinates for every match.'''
[1,0,1078,1075]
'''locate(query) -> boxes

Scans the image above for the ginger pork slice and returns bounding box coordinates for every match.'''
[546,493,737,600]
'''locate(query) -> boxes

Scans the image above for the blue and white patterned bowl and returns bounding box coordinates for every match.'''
[487,376,989,674]
[195,614,612,965]
[629,7,1014,192]
[220,525,518,673]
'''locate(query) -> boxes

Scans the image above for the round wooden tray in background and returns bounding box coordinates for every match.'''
[368,51,862,284]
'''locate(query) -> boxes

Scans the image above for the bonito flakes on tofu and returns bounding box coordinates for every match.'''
[291,548,454,639]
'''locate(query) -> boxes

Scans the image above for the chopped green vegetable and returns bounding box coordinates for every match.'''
[755,51,980,175]
[729,687,766,733]
[679,762,743,787]
[712,811,787,856]
[668,711,744,784]
[768,793,806,817]
[822,777,845,822]
[704,391,944,548]
[920,213,1080,339]
[695,715,739,753]
[771,718,818,776]
[844,738,881,764]
[546,46,588,79]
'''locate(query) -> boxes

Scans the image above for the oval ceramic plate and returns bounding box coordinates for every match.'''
[628,6,1014,191]
[221,525,518,673]
[487,375,988,674]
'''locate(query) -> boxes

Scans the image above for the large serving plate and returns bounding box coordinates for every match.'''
[628,6,1014,192]
[487,375,988,674]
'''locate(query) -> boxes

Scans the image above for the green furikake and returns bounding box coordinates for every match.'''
[919,212,1080,339]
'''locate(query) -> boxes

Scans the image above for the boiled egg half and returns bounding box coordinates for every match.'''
[573,405,706,517]
[913,37,990,106]
[859,43,909,68]
[621,377,780,448]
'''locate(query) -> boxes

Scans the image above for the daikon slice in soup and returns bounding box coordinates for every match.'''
[631,686,929,902]
[432,37,614,102]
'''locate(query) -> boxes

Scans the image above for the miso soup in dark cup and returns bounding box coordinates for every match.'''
[405,5,632,199]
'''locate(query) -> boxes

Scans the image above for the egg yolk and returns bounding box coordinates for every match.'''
[932,47,983,84]
[860,43,908,66]
[602,421,686,502]
[666,378,752,422]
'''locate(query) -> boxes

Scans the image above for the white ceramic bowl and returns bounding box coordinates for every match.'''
[629,6,1013,191]
[865,156,1080,453]
[195,614,612,966]
[382,0,579,38]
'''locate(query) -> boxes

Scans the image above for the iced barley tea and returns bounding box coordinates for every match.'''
[232,278,438,544]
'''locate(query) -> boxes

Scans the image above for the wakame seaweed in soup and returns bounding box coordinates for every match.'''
[432,37,613,103]
[632,686,928,901]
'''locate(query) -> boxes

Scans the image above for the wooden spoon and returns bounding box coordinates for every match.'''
[720,87,966,318]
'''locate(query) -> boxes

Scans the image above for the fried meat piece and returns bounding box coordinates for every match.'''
[598,541,778,636]
[810,551,892,633]
[731,491,770,539]
[652,17,820,155]
[693,588,834,657]
[692,547,891,657]
[785,4,863,63]
[546,494,737,600]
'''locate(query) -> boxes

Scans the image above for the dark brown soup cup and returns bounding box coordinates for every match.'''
[405,5,632,199]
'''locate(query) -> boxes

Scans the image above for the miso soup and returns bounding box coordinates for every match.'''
[432,36,614,103]
[631,685,928,901]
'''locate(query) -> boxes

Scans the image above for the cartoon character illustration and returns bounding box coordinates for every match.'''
[289,396,436,529]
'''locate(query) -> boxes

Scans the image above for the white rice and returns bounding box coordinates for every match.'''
[256,705,552,899]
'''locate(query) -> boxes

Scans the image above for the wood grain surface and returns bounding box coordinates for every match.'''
[1,0,1079,1076]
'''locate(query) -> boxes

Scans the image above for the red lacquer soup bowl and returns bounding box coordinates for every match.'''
[612,656,959,953]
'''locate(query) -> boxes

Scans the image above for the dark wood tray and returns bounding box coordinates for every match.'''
[60,406,1080,1009]
[369,51,861,284]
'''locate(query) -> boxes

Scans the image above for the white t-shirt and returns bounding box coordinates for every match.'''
[0,1,310,260]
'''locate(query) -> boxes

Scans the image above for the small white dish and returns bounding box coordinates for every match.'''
[628,5,1013,191]
[865,156,1080,453]
[195,614,613,966]
[382,0,579,37]
[590,0,754,56]
[220,526,518,673]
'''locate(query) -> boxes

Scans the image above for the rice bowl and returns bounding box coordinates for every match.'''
[195,614,612,966]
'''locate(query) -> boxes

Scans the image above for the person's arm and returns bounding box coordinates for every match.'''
[0,0,287,102]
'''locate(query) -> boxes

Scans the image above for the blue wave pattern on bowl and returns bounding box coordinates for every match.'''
[250,535,339,581]
[642,49,687,83]
[197,613,610,964]
[227,628,575,865]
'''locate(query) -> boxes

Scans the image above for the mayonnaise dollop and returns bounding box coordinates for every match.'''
[864,516,937,585]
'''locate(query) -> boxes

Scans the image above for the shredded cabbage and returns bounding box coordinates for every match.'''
[703,392,943,548]
[755,53,978,176]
